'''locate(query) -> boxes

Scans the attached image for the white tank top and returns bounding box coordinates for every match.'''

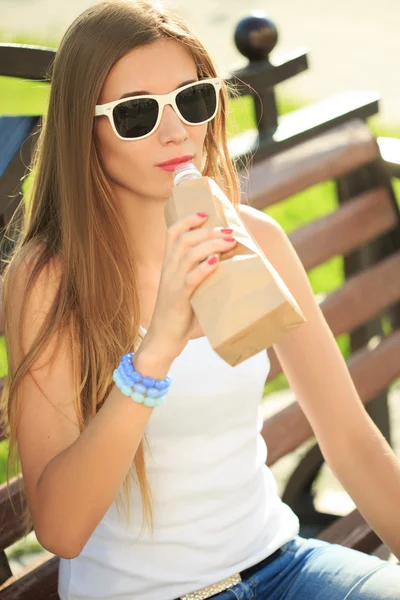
[58,330,299,600]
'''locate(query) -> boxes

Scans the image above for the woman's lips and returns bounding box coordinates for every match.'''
[157,163,189,172]
[156,155,194,171]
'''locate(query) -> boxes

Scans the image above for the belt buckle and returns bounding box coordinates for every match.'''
[179,573,242,600]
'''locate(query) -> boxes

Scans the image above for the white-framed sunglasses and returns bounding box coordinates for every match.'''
[94,77,222,141]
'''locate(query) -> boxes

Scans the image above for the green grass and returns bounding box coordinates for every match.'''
[0,76,50,115]
[1,33,400,477]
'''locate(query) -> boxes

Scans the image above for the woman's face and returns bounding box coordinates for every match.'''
[94,38,208,202]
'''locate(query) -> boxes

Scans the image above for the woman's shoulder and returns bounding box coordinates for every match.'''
[237,203,286,253]
[4,241,63,327]
[9,241,62,286]
[238,203,283,229]
[2,242,66,372]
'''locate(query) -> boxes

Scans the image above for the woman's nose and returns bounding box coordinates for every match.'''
[157,104,188,144]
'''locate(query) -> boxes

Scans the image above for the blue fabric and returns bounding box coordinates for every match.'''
[212,536,400,599]
[0,115,39,178]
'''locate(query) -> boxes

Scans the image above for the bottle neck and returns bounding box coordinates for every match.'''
[173,162,202,186]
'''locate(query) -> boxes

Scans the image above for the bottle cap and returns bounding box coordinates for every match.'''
[173,162,202,186]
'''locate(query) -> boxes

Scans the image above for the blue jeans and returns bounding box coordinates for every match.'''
[217,536,400,599]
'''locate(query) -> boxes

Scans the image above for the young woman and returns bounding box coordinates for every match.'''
[1,1,400,599]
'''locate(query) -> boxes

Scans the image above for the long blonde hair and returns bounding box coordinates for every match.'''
[0,0,240,538]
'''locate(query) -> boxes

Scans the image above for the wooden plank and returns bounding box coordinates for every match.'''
[372,543,393,561]
[0,478,31,551]
[346,329,400,402]
[321,251,400,336]
[267,251,400,382]
[263,401,313,467]
[0,549,12,585]
[290,187,396,271]
[0,45,55,80]
[0,555,59,600]
[239,120,379,209]
[263,329,400,466]
[317,509,382,554]
[230,90,379,164]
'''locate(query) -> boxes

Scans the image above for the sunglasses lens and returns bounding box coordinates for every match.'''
[113,97,159,139]
[176,82,217,124]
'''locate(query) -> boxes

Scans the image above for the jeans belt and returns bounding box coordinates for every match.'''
[177,546,282,600]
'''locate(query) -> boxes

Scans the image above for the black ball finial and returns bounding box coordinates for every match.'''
[234,13,278,62]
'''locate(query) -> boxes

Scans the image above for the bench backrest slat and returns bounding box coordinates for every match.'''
[241,120,380,209]
[290,187,396,271]
[0,45,55,80]
[0,555,59,599]
[0,479,29,551]
[321,251,400,335]
[318,508,382,551]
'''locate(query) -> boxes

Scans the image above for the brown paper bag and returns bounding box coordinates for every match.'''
[165,176,306,366]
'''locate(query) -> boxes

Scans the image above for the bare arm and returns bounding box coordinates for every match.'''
[241,204,400,560]
[33,340,171,559]
[327,413,400,559]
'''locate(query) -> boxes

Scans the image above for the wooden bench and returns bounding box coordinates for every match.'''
[1,27,400,599]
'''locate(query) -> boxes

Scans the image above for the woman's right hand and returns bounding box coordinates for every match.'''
[144,212,237,362]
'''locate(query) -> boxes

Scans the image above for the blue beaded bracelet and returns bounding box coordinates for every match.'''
[113,352,172,408]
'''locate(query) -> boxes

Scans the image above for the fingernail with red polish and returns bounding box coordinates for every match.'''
[223,236,236,242]
[208,255,219,265]
[197,212,208,218]
[221,228,233,234]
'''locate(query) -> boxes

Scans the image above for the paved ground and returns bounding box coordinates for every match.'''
[2,0,400,128]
